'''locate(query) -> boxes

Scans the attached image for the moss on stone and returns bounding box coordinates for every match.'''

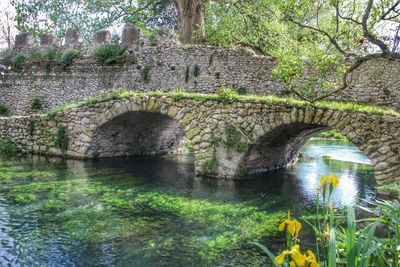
[225,124,249,153]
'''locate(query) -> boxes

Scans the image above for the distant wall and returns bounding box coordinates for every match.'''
[1,26,399,115]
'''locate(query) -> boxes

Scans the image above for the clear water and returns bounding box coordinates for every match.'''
[0,140,376,266]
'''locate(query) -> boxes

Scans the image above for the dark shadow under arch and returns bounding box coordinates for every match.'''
[87,111,187,158]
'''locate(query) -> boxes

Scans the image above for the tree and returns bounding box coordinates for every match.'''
[11,0,206,43]
[205,0,400,104]
[0,2,16,49]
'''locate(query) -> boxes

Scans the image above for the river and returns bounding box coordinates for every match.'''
[0,139,375,266]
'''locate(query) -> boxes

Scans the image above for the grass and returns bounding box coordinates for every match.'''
[42,87,400,118]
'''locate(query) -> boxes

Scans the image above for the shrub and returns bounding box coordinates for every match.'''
[55,126,68,151]
[237,86,247,95]
[31,97,43,110]
[27,47,42,61]
[11,53,25,71]
[202,153,219,175]
[93,44,126,65]
[59,49,80,68]
[0,102,9,116]
[193,64,201,77]
[141,66,151,83]
[0,139,19,156]
[42,47,60,72]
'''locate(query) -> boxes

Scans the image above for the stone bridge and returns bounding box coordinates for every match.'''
[1,93,399,185]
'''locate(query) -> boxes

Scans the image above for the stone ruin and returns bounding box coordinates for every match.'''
[14,33,35,51]
[64,28,84,48]
[11,23,178,52]
[93,30,111,47]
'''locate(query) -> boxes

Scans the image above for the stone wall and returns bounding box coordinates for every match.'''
[1,94,399,185]
[1,27,400,115]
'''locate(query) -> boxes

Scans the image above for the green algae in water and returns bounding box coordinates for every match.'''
[0,141,377,266]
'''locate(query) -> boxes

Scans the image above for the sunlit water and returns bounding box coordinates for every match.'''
[0,140,375,266]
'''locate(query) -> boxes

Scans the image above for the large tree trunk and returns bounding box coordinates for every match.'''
[174,0,205,43]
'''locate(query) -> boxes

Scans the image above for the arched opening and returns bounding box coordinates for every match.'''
[87,111,189,158]
[239,123,329,174]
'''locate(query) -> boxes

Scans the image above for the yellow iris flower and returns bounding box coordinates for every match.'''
[320,174,339,188]
[275,245,320,267]
[279,211,302,237]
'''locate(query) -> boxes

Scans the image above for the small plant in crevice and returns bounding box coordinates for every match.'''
[193,64,201,77]
[31,97,43,110]
[225,124,248,153]
[59,49,80,69]
[11,52,25,71]
[202,151,219,175]
[0,102,9,116]
[27,120,36,136]
[185,65,190,83]
[383,87,391,98]
[0,138,19,156]
[93,44,126,65]
[130,52,137,64]
[208,54,214,66]
[141,66,151,83]
[55,126,68,151]
[237,86,247,95]
[149,33,158,46]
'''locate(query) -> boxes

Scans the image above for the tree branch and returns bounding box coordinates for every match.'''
[362,0,390,53]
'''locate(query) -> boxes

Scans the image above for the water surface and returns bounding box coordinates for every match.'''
[0,139,376,266]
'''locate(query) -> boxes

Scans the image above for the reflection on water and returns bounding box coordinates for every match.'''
[0,139,376,266]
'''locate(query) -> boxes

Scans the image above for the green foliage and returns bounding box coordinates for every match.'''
[55,126,68,151]
[27,46,42,61]
[141,66,151,83]
[317,130,347,140]
[59,49,80,68]
[31,97,43,110]
[193,64,201,77]
[0,139,19,156]
[0,102,9,116]
[237,86,247,95]
[93,44,126,65]
[185,65,190,83]
[216,86,239,104]
[130,52,137,64]
[149,32,158,46]
[46,90,400,119]
[11,53,25,71]
[27,120,36,136]
[225,124,248,153]
[42,47,61,72]
[202,152,219,175]
[9,193,37,204]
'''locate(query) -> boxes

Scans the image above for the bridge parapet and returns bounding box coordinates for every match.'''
[0,93,399,185]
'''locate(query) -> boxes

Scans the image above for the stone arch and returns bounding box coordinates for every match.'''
[230,108,399,185]
[238,123,329,174]
[83,97,193,159]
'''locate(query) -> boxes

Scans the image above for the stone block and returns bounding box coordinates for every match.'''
[14,33,35,51]
[121,23,141,51]
[93,30,111,47]
[40,33,56,47]
[65,28,83,48]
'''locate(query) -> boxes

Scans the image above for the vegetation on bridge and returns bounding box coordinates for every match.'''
[45,88,400,119]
